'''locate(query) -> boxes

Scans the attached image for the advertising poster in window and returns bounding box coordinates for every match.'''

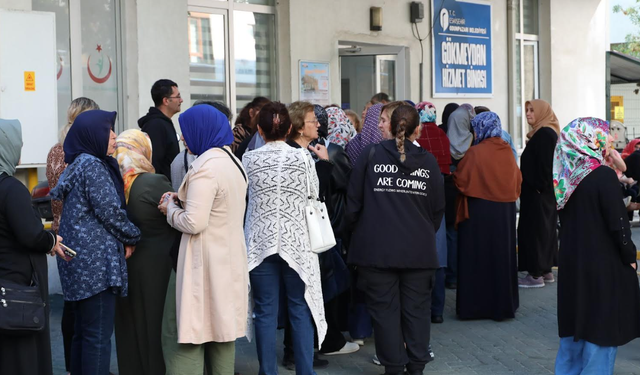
[299,61,330,107]
[431,0,492,98]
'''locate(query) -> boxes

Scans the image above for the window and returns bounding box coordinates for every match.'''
[511,0,539,151]
[188,0,277,115]
[32,0,125,132]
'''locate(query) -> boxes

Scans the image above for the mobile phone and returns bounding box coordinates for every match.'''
[59,243,77,259]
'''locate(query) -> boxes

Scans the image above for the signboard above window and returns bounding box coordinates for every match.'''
[431,0,493,98]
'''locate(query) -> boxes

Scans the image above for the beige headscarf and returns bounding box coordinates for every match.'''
[525,99,560,139]
[113,129,155,203]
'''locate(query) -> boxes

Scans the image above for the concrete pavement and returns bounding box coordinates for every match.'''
[48,228,640,375]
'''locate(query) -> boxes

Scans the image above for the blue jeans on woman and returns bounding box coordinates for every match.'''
[71,288,117,375]
[555,337,617,375]
[250,254,316,375]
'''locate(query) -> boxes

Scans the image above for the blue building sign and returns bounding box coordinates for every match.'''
[431,0,492,97]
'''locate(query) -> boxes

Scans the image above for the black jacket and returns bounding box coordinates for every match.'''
[138,107,180,182]
[344,140,445,269]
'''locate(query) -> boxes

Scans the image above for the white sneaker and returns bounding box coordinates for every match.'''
[352,339,365,346]
[323,341,360,356]
[372,354,381,365]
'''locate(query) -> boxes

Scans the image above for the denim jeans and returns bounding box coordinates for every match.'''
[250,254,316,375]
[555,337,617,375]
[431,268,446,316]
[71,288,117,375]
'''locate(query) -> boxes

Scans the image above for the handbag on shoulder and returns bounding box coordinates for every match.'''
[0,255,46,335]
[300,149,336,254]
[0,174,46,335]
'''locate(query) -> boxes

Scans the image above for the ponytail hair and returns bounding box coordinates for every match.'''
[258,102,292,141]
[390,104,420,162]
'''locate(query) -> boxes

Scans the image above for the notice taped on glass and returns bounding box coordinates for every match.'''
[431,0,493,98]
[299,61,330,107]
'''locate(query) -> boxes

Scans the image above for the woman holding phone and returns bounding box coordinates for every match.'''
[51,110,141,375]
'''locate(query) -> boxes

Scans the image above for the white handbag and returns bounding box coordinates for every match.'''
[300,149,336,254]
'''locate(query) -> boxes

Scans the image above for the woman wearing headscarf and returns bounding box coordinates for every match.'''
[0,119,65,375]
[243,102,327,375]
[45,96,99,375]
[51,110,141,375]
[415,101,449,324]
[158,105,249,375]
[443,104,475,289]
[517,99,561,288]
[454,112,521,321]
[438,103,459,133]
[343,104,384,345]
[345,103,383,166]
[553,118,640,375]
[622,138,640,159]
[345,103,445,375]
[113,129,179,375]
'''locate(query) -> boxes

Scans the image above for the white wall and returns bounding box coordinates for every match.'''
[124,0,190,130]
[0,0,29,10]
[548,0,608,124]
[282,0,510,125]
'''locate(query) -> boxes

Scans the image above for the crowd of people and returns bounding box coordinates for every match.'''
[0,78,639,375]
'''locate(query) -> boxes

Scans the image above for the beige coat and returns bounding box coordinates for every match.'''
[167,147,248,344]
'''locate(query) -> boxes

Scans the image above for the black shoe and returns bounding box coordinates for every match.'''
[445,282,457,289]
[431,315,444,324]
[282,353,295,371]
[313,356,329,369]
[283,352,329,370]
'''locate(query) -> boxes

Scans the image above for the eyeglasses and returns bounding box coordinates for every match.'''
[166,95,182,100]
[304,120,319,124]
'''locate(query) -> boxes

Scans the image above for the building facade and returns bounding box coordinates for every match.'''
[1,0,609,161]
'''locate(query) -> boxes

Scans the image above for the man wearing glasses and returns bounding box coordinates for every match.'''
[138,79,183,182]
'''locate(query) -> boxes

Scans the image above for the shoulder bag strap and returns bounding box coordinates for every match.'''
[219,147,247,182]
[299,149,315,200]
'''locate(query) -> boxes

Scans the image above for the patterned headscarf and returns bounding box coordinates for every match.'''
[314,105,329,139]
[471,112,503,145]
[326,107,357,148]
[415,101,437,124]
[346,103,383,165]
[114,129,155,203]
[0,119,22,177]
[553,117,609,210]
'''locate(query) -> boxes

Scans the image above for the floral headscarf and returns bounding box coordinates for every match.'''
[471,112,503,145]
[345,103,383,166]
[325,107,357,147]
[552,117,609,210]
[114,129,155,203]
[416,101,437,124]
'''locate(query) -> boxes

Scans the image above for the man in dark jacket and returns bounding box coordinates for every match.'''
[138,79,182,181]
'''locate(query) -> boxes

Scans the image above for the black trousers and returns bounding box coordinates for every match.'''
[358,267,435,374]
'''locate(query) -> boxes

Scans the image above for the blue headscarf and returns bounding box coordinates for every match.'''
[63,110,126,207]
[179,105,234,156]
[471,112,503,145]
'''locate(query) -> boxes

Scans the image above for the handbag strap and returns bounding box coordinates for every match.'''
[299,149,316,200]
[0,173,40,287]
[219,147,247,182]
